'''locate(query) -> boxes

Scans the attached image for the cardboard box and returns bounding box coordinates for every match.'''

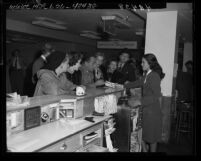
[59,99,83,119]
[7,110,24,135]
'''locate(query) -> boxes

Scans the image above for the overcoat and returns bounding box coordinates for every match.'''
[125,71,162,143]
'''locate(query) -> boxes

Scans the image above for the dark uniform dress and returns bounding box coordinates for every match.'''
[125,71,162,143]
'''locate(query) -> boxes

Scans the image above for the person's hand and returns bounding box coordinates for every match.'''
[95,79,105,86]
[124,81,130,85]
[88,84,96,88]
[115,84,124,89]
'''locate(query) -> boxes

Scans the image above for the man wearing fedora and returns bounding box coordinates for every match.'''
[32,43,55,84]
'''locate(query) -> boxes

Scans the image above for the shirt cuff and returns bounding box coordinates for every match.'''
[41,55,47,62]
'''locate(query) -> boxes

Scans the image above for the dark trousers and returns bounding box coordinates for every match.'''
[9,68,24,95]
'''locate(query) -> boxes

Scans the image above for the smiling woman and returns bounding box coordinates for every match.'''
[33,51,83,96]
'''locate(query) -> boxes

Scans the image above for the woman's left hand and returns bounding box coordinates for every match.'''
[124,81,130,85]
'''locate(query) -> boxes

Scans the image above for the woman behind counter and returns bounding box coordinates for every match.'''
[34,51,83,96]
[124,53,165,152]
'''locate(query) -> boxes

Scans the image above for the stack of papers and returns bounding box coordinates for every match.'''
[105,81,116,88]
[7,92,30,107]
[105,81,124,89]
[84,132,98,140]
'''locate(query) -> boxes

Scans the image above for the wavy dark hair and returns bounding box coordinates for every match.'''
[67,52,83,67]
[119,48,131,58]
[95,52,105,59]
[43,51,83,71]
[143,53,165,79]
[107,59,118,68]
[81,55,95,64]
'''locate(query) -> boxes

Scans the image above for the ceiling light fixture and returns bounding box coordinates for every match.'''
[32,20,67,30]
[35,17,66,25]
[101,15,131,29]
[32,17,67,30]
[80,33,101,40]
[81,30,100,36]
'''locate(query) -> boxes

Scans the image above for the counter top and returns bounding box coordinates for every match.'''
[7,115,111,152]
[7,87,123,113]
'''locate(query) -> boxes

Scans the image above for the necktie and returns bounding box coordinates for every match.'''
[14,57,17,68]
[121,63,124,71]
[96,68,102,80]
[118,63,123,71]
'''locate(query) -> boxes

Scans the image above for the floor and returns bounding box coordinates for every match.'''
[157,116,194,155]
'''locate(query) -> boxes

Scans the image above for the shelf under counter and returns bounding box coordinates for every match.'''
[6,87,123,152]
[7,115,111,152]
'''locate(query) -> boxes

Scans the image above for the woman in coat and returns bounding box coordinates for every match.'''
[124,53,165,152]
[34,51,83,96]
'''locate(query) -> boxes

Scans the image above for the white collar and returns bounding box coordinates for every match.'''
[41,55,47,62]
[144,69,152,84]
[146,69,152,76]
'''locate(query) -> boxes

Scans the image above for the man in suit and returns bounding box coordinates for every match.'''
[8,49,27,95]
[94,52,107,81]
[117,49,136,84]
[176,60,193,102]
[32,43,55,84]
[80,56,105,87]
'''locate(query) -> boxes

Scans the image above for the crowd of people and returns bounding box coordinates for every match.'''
[8,44,144,97]
[7,43,193,152]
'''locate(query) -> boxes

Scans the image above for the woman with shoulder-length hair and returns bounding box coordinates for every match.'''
[124,53,165,152]
[106,59,123,83]
[34,51,83,96]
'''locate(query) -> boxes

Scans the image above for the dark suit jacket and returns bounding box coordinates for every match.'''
[94,65,108,81]
[99,65,107,80]
[8,56,27,71]
[66,70,82,85]
[106,70,124,84]
[176,71,193,102]
[118,62,136,84]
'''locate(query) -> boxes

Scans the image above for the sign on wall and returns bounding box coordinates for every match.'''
[97,41,137,49]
